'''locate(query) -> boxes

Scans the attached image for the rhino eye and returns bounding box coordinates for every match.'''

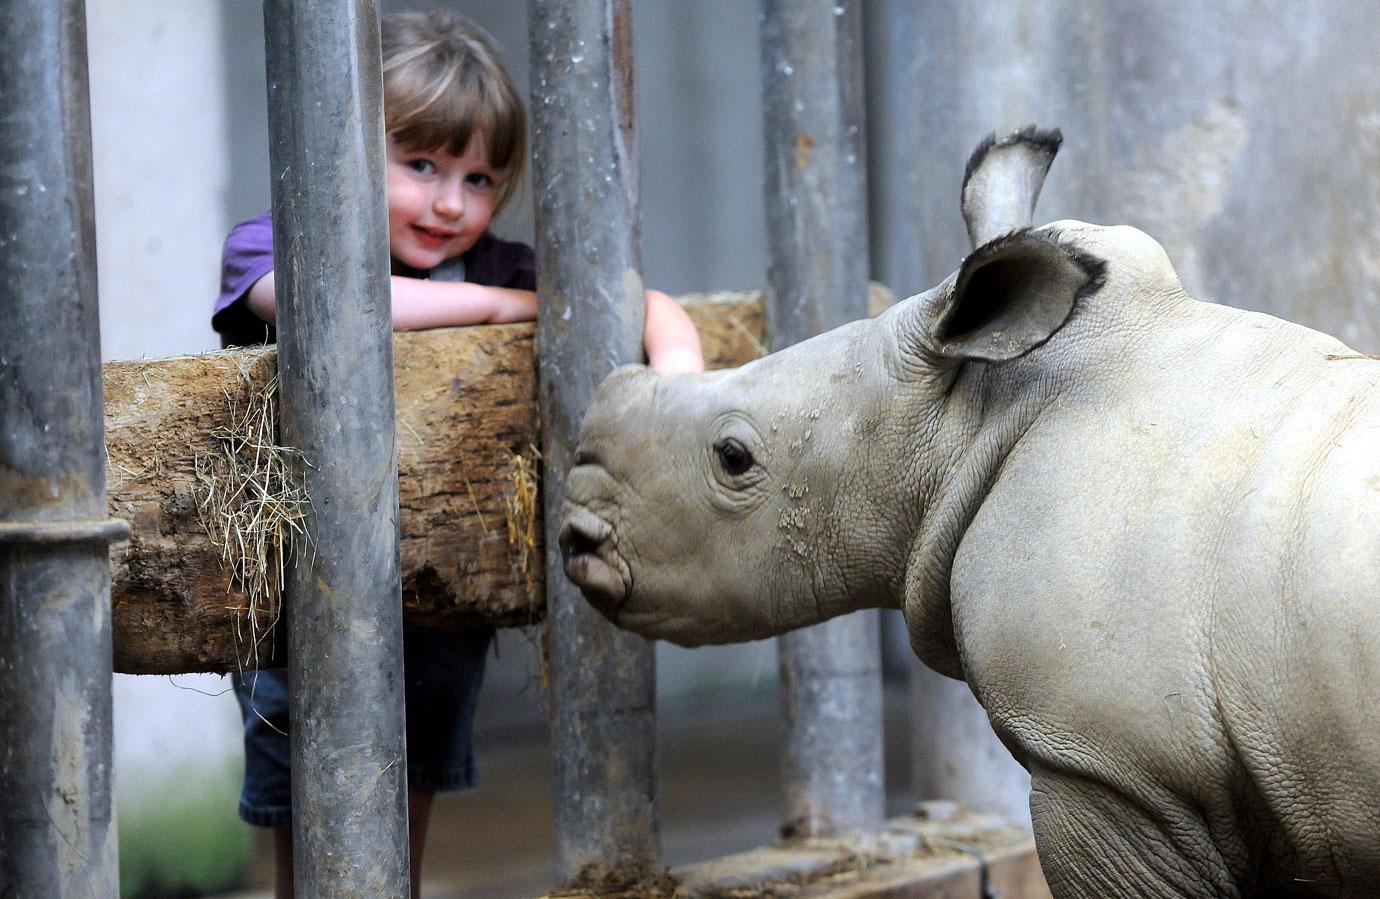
[714,438,754,476]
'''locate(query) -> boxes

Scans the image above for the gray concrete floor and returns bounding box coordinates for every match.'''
[221,687,915,898]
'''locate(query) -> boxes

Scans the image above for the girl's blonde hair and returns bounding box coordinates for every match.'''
[381,12,526,212]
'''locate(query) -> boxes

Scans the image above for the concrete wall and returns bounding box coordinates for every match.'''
[89,1,229,361]
[906,0,1380,353]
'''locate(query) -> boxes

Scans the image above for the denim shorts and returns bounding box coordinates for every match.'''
[232,629,494,828]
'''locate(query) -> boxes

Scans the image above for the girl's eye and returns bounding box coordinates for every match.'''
[407,158,435,175]
[714,438,754,477]
[466,172,495,191]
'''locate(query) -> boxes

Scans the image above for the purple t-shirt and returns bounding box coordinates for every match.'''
[213,210,537,348]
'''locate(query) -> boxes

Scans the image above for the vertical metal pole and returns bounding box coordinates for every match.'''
[760,0,884,839]
[530,0,661,884]
[262,1,409,894]
[862,0,926,301]
[0,0,125,894]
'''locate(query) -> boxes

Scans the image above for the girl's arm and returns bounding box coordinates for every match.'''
[244,271,537,330]
[245,274,701,372]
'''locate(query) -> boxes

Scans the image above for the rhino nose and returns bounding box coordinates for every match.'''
[558,504,626,614]
[558,505,610,561]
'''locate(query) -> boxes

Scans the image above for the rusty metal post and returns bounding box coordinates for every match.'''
[0,0,126,893]
[760,0,885,838]
[262,0,410,894]
[529,0,661,884]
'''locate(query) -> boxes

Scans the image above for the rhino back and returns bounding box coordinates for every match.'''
[950,294,1380,886]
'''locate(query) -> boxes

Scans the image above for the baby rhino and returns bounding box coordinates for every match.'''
[558,128,1380,898]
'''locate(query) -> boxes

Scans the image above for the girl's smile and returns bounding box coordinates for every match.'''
[386,135,503,271]
[410,223,460,249]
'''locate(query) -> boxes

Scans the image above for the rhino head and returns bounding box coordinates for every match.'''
[559,129,1106,662]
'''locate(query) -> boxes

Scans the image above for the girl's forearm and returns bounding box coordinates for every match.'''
[388,277,537,329]
[245,274,697,372]
[242,271,538,330]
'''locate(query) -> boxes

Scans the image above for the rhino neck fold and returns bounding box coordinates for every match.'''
[904,359,1061,680]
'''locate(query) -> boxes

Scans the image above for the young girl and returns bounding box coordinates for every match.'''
[213,12,703,897]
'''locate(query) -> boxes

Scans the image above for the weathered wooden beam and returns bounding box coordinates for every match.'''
[106,292,769,674]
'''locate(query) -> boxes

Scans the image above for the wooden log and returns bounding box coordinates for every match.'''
[106,292,769,674]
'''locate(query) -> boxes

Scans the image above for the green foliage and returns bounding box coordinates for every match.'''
[118,762,252,899]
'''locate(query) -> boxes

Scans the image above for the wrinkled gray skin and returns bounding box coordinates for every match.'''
[559,128,1380,898]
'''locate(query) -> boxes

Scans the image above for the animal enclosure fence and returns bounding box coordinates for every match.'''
[1,2,124,891]
[1,1,1042,895]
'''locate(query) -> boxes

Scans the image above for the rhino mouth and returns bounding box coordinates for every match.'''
[558,506,628,618]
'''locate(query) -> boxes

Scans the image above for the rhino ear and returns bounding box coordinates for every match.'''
[961,125,1062,249]
[929,229,1104,362]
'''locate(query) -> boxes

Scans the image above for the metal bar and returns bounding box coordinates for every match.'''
[759,0,885,839]
[0,0,123,893]
[261,1,409,894]
[529,0,661,884]
[862,0,926,301]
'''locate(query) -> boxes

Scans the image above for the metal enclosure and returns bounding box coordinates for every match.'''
[529,0,662,883]
[262,0,410,893]
[0,0,124,893]
[760,0,885,839]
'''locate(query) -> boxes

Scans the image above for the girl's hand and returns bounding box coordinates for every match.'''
[643,289,704,374]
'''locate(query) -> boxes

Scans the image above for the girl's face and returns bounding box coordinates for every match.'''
[385,134,505,271]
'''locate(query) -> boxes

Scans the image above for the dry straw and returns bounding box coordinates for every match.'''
[505,447,540,596]
[504,446,541,597]
[504,447,547,695]
[193,360,309,671]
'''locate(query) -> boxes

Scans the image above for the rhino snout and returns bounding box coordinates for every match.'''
[558,504,627,618]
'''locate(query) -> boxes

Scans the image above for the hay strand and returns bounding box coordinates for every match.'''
[193,361,309,672]
[504,447,541,596]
